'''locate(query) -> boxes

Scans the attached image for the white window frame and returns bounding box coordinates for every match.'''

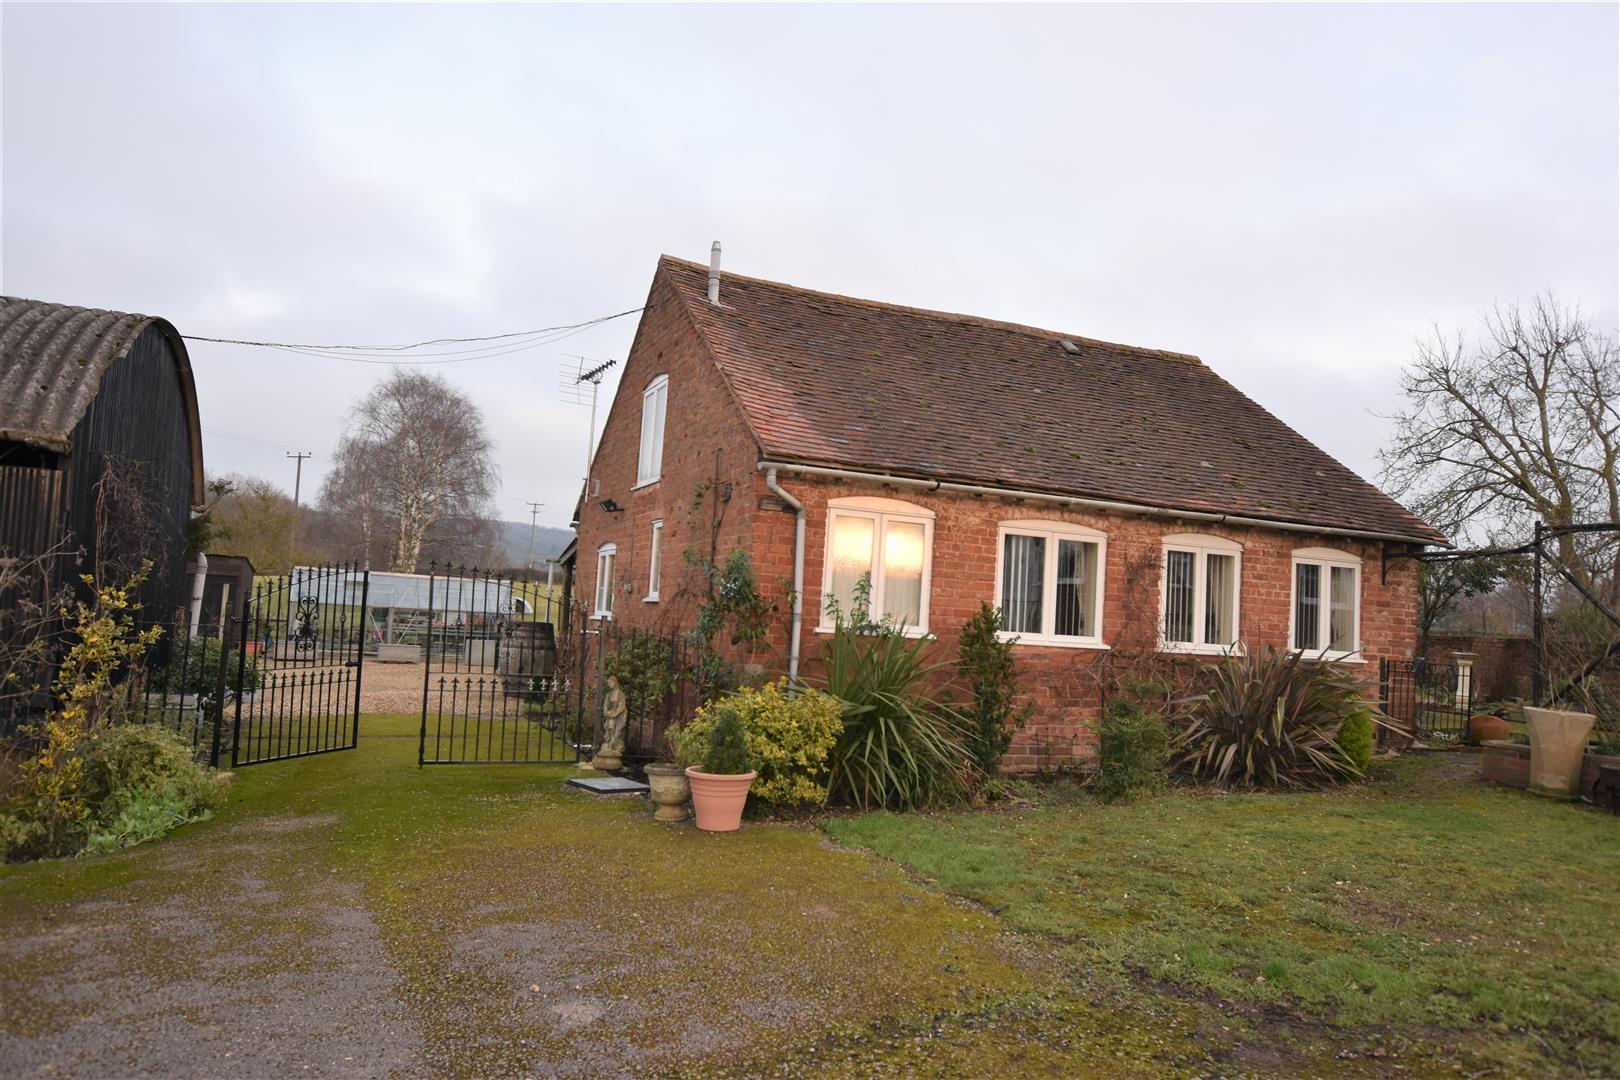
[1159,533,1243,655]
[992,519,1108,649]
[593,543,617,619]
[634,375,668,488]
[816,496,935,636]
[1289,546,1362,661]
[644,520,663,602]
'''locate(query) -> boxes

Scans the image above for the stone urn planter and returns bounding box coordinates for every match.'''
[644,763,690,823]
[1524,706,1597,800]
[685,767,756,832]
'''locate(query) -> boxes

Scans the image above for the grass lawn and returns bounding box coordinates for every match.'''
[5,722,1616,1077]
[826,755,1620,1076]
[0,715,1060,1078]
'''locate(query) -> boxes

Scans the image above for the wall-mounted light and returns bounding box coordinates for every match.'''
[599,498,624,513]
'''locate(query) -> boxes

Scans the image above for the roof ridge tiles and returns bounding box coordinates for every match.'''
[657,255,1203,365]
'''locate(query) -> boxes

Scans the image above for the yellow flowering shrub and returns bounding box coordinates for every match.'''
[1,575,164,860]
[673,679,844,806]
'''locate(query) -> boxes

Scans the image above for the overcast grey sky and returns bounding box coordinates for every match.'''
[4,3,1616,529]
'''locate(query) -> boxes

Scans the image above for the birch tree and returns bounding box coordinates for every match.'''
[322,371,497,573]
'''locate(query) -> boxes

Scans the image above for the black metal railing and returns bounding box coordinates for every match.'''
[418,563,583,765]
[229,562,369,767]
[1380,656,1473,746]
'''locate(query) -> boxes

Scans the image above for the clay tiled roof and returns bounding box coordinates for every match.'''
[659,257,1443,545]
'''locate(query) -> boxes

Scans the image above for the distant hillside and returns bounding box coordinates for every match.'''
[491,521,575,568]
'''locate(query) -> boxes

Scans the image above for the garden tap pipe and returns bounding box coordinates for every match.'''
[762,466,804,683]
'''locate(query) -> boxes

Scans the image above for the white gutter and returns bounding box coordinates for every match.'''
[756,460,1442,548]
[762,467,805,681]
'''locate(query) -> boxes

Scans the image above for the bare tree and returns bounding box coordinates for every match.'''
[207,473,303,574]
[320,370,498,573]
[1379,295,1620,604]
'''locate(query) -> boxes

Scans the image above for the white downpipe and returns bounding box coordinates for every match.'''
[188,553,208,636]
[763,468,805,682]
[756,460,1441,548]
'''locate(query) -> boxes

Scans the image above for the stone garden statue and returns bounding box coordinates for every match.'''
[590,675,628,772]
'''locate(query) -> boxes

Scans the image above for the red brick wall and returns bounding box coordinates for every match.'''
[577,275,1422,773]
[573,269,762,658]
[1424,633,1533,702]
[750,475,1419,770]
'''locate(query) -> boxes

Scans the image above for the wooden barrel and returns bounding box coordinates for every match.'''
[499,622,557,695]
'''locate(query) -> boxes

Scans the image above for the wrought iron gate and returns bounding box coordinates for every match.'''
[229,563,369,767]
[1379,656,1473,745]
[417,563,587,765]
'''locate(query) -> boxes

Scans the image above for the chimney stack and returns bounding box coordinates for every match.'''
[707,241,722,305]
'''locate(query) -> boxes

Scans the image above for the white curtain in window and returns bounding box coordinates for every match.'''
[596,551,616,615]
[647,523,662,598]
[1164,550,1195,643]
[1001,534,1045,634]
[1329,566,1355,651]
[1055,540,1095,637]
[883,519,925,628]
[637,379,667,483]
[1205,553,1235,644]
[1294,563,1320,649]
[828,514,874,620]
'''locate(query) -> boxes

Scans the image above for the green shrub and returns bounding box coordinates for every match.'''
[700,710,753,775]
[1171,647,1370,788]
[79,723,224,828]
[1096,700,1168,802]
[149,636,261,700]
[671,679,842,804]
[82,790,213,856]
[817,614,969,811]
[1337,707,1376,776]
[603,629,673,729]
[956,602,1031,777]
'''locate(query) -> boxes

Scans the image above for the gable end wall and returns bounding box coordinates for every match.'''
[573,270,762,649]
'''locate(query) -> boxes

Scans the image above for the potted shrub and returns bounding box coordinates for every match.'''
[683,709,755,832]
[643,728,690,824]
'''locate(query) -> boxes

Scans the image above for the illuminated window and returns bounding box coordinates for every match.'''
[994,520,1106,647]
[1291,548,1360,658]
[1161,534,1242,652]
[820,497,934,632]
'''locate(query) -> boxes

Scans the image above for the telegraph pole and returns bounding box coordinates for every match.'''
[524,500,545,573]
[287,451,312,547]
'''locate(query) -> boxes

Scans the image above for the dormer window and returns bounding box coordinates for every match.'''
[636,375,668,486]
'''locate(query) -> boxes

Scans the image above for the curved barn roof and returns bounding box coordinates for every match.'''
[0,295,204,506]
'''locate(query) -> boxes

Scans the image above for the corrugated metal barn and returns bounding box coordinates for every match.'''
[0,296,205,619]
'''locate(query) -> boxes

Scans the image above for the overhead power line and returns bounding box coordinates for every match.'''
[182,306,646,365]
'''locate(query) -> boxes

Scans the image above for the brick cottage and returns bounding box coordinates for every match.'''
[571,246,1446,769]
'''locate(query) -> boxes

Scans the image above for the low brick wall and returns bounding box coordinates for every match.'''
[1480,741,1530,787]
[1426,633,1534,701]
[1480,740,1620,795]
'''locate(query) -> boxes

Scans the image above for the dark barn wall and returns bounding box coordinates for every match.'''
[60,325,195,621]
[0,441,67,562]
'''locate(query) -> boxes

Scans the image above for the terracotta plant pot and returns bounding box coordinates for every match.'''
[1523,707,1597,800]
[644,763,690,823]
[1469,713,1511,745]
[684,766,756,832]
